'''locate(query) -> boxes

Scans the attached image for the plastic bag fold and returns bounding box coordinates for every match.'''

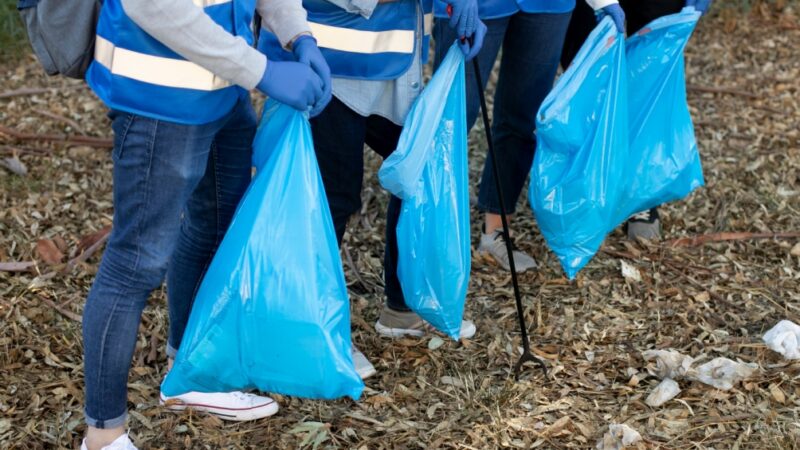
[378,44,470,340]
[162,101,364,400]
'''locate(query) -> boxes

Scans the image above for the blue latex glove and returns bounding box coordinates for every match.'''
[446,0,479,40]
[458,20,487,61]
[257,60,324,112]
[598,3,625,33]
[686,0,711,15]
[292,35,332,118]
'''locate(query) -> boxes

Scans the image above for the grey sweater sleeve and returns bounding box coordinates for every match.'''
[121,0,311,90]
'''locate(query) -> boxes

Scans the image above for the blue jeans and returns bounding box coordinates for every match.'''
[310,96,409,312]
[82,98,255,429]
[434,11,571,215]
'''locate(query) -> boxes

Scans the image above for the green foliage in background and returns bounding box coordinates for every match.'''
[1,1,29,61]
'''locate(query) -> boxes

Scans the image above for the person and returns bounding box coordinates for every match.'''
[432,0,624,273]
[258,0,486,377]
[560,0,712,240]
[79,0,330,448]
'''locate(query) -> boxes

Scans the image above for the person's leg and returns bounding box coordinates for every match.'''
[364,115,406,312]
[560,0,597,68]
[310,96,368,245]
[434,16,510,131]
[82,111,218,449]
[166,98,255,358]
[366,115,477,339]
[476,11,572,271]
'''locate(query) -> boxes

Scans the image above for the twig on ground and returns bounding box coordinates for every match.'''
[32,109,86,134]
[0,125,112,148]
[38,296,82,323]
[62,226,112,274]
[0,261,36,272]
[342,243,370,290]
[666,231,800,248]
[0,87,51,100]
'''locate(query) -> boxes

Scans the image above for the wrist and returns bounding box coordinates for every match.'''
[290,33,315,50]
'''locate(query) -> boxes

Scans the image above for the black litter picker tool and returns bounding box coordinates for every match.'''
[471,57,547,380]
[445,5,547,380]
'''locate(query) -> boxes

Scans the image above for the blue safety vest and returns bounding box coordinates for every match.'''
[86,0,254,125]
[433,0,575,20]
[259,0,433,80]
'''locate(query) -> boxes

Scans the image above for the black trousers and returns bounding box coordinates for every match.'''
[310,96,409,311]
[561,0,685,67]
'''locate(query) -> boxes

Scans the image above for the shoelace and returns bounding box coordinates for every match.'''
[631,210,653,222]
[230,391,257,403]
[492,229,521,252]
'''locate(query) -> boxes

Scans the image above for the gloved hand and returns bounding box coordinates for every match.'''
[257,60,324,112]
[292,35,332,117]
[686,0,711,15]
[446,0,479,40]
[598,3,625,33]
[458,20,487,61]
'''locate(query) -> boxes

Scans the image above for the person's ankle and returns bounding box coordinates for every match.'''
[484,213,510,235]
[85,426,126,450]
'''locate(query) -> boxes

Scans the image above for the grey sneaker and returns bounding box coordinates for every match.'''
[352,347,376,380]
[626,207,661,240]
[478,228,537,272]
[375,307,476,339]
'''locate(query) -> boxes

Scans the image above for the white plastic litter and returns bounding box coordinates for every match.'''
[596,423,642,450]
[642,349,694,379]
[645,378,681,407]
[763,320,800,360]
[688,357,758,390]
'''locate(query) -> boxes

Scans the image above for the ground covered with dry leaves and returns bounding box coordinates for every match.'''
[1,5,799,449]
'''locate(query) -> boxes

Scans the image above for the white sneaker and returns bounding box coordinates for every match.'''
[478,228,538,272]
[352,347,376,379]
[160,390,278,421]
[81,433,138,450]
[375,307,476,339]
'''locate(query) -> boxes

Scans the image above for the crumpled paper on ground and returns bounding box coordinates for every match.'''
[645,378,681,407]
[763,320,800,360]
[596,424,642,450]
[687,357,759,390]
[642,349,694,379]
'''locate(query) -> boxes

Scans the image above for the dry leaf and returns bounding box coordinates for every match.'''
[768,384,786,404]
[77,225,112,254]
[36,239,64,265]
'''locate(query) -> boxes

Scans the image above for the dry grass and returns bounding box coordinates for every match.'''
[1,5,799,449]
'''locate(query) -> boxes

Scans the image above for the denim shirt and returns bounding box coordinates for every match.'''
[330,0,424,125]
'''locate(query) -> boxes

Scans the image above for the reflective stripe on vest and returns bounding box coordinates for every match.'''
[259,0,432,80]
[93,36,231,91]
[86,0,253,124]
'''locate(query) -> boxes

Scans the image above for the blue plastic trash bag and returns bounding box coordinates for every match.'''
[162,101,364,400]
[530,17,629,279]
[378,44,470,340]
[531,10,704,279]
[622,7,704,219]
